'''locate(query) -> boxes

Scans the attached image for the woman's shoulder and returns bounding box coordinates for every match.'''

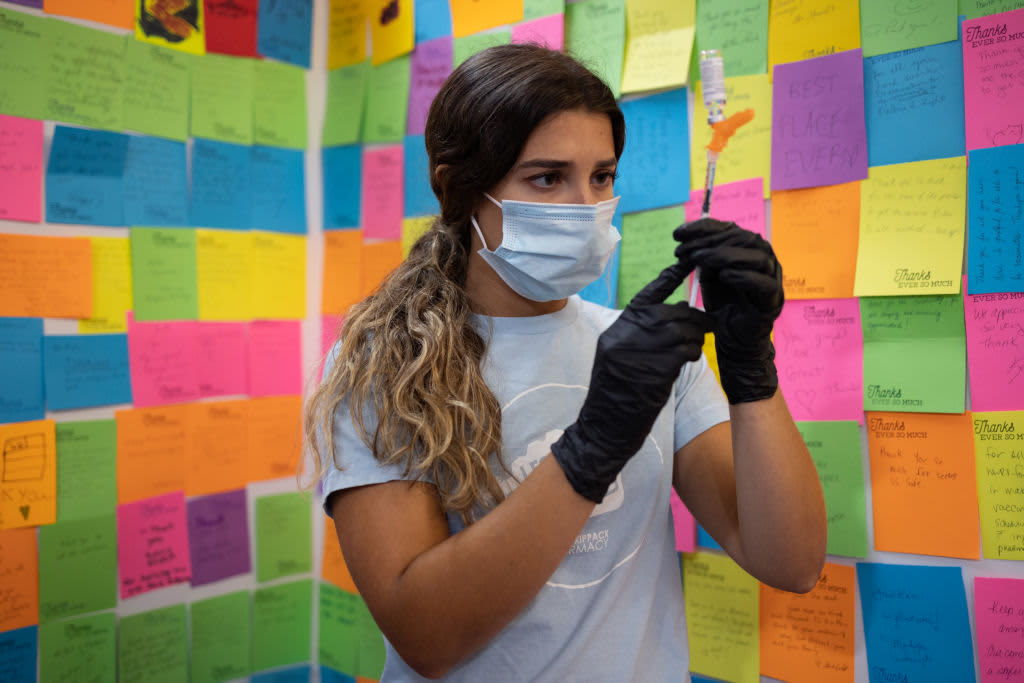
[575,295,623,333]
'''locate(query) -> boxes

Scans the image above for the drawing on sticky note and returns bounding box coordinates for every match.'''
[2,433,46,482]
[991,123,1024,147]
[139,0,201,42]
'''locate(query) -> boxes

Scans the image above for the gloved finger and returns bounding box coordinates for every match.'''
[667,302,716,333]
[671,217,735,243]
[717,269,785,312]
[629,262,692,307]
[674,229,762,260]
[690,246,777,275]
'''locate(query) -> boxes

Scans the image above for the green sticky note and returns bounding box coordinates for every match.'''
[119,604,188,683]
[524,0,565,20]
[324,60,369,147]
[453,29,512,70]
[618,206,687,306]
[256,492,312,582]
[38,515,117,623]
[130,228,199,322]
[124,39,190,141]
[693,0,768,80]
[190,591,251,683]
[565,0,625,99]
[45,19,125,131]
[191,52,255,145]
[56,420,117,522]
[362,54,412,144]
[796,421,869,558]
[319,582,386,679]
[0,7,49,119]
[253,579,313,671]
[40,612,116,683]
[861,0,958,57]
[959,0,1024,19]
[860,294,967,414]
[254,60,308,149]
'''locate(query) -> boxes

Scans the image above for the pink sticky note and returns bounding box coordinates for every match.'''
[127,315,200,407]
[248,320,302,397]
[117,490,192,599]
[975,576,1024,683]
[774,298,864,422]
[963,277,1024,412]
[194,321,248,399]
[685,177,766,236]
[362,145,404,240]
[670,489,695,552]
[407,36,453,136]
[320,314,344,379]
[512,14,565,51]
[0,115,43,222]
[963,8,1024,151]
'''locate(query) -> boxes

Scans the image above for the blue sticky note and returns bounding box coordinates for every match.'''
[0,626,37,682]
[579,247,620,309]
[191,138,251,230]
[857,562,975,683]
[0,318,44,423]
[967,142,1024,294]
[690,675,723,683]
[617,89,689,214]
[864,40,966,167]
[323,145,362,229]
[252,664,312,683]
[42,334,132,411]
[251,146,307,233]
[321,666,357,683]
[46,126,128,226]
[415,0,452,44]
[258,0,313,68]
[696,524,721,550]
[124,135,188,226]
[403,135,439,218]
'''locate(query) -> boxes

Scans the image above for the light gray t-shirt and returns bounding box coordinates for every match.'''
[320,295,731,682]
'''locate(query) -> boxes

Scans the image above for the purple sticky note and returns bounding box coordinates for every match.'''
[6,0,42,6]
[407,36,453,136]
[771,49,868,191]
[186,489,251,586]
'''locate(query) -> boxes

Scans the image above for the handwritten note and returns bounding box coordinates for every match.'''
[860,0,957,57]
[362,145,404,239]
[407,36,452,136]
[0,114,41,222]
[618,206,687,305]
[253,59,307,148]
[769,0,861,68]
[248,395,303,482]
[0,527,38,631]
[369,0,413,64]
[43,334,132,411]
[320,582,386,677]
[323,230,364,314]
[123,135,188,226]
[0,626,36,682]
[123,40,190,141]
[190,138,251,230]
[694,0,767,79]
[620,0,694,94]
[186,400,248,496]
[0,234,92,318]
[250,146,307,234]
[963,7,1024,151]
[964,286,1024,411]
[512,13,564,50]
[253,579,313,671]
[962,0,1024,19]
[186,489,251,586]
[204,0,258,56]
[196,229,251,321]
[190,52,254,144]
[135,0,206,55]
[361,240,403,296]
[363,55,412,143]
[415,0,452,43]
[0,419,56,529]
[973,410,1024,559]
[322,515,358,592]
[126,319,199,408]
[684,178,765,236]
[248,320,303,396]
[324,60,369,146]
[0,7,47,120]
[55,420,116,521]
[249,231,306,318]
[117,605,188,682]
[323,145,362,228]
[452,28,511,68]
[256,492,312,581]
[402,216,434,257]
[190,591,252,682]
[258,0,313,67]
[0,318,43,424]
[194,321,248,398]
[450,0,521,37]
[45,19,125,130]
[46,125,128,226]
[39,612,115,683]
[975,577,1024,682]
[115,404,188,503]
[37,515,117,621]
[565,0,626,98]
[967,142,1024,293]
[130,227,199,321]
[328,0,366,69]
[118,491,191,598]
[866,411,980,557]
[403,134,438,217]
[858,563,977,683]
[80,237,131,334]
[618,89,689,213]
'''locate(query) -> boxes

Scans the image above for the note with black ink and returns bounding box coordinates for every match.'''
[253,59,307,148]
[115,404,188,503]
[0,318,43,424]
[45,19,124,130]
[190,591,252,682]
[967,142,1024,294]
[0,419,56,529]
[404,134,438,217]
[118,605,188,682]
[258,0,313,67]
[362,144,404,239]
[126,319,200,408]
[248,320,303,397]
[694,0,768,79]
[123,135,189,227]
[797,421,868,557]
[963,7,1024,151]
[253,579,312,671]
[565,0,626,99]
[0,234,92,318]
[250,146,307,234]
[130,228,199,321]
[38,514,117,622]
[255,492,312,581]
[860,0,957,57]
[193,321,248,397]
[363,55,411,143]
[185,400,248,497]
[196,230,251,321]
[975,576,1024,683]
[249,232,306,318]
[0,114,42,222]
[617,89,689,213]
[963,284,1024,412]
[248,395,303,482]
[118,491,191,599]
[323,145,362,228]
[55,420,116,522]
[769,0,861,68]
[620,0,694,94]
[191,52,254,145]
[190,138,252,230]
[407,36,452,136]
[123,40,190,141]
[186,489,251,586]
[0,527,37,632]
[0,7,47,119]
[79,237,131,334]
[46,125,128,226]
[0,626,36,683]
[39,612,115,683]
[320,582,386,678]
[323,60,369,146]
[619,206,686,305]
[972,410,1024,560]
[42,334,131,411]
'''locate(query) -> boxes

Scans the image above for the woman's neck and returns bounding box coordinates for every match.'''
[464,251,568,317]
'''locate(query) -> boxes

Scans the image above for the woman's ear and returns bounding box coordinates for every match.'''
[433,163,450,187]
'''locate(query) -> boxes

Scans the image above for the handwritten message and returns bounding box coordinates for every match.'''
[37,515,117,621]
[967,142,1024,294]
[684,178,765,236]
[363,55,411,143]
[127,318,200,408]
[0,419,56,529]
[253,580,312,671]
[0,527,38,631]
[129,228,199,322]
[248,395,304,482]
[618,88,689,213]
[117,490,191,599]
[861,0,957,57]
[55,420,116,521]
[123,135,188,226]
[45,19,124,130]
[0,7,47,119]
[797,421,868,557]
[248,320,303,397]
[190,52,254,144]
[45,125,127,226]
[975,577,1024,683]
[123,40,189,141]
[39,612,116,683]
[0,318,43,424]
[117,605,188,682]
[196,230,251,321]
[42,334,132,411]
[769,0,861,67]
[320,582,386,677]
[619,206,687,305]
[323,229,364,314]
[407,36,452,136]
[0,114,41,222]
[0,234,92,318]
[190,591,251,682]
[973,411,1024,559]
[250,232,306,318]
[323,145,362,228]
[327,0,365,68]
[80,237,131,334]
[362,144,404,239]
[694,0,767,79]
[565,0,626,99]
[255,492,312,582]
[115,404,188,504]
[186,400,248,497]
[186,489,251,586]
[253,59,307,148]
[258,0,312,67]
[194,321,248,398]
[620,0,694,94]
[190,138,251,230]
[0,626,36,683]
[251,146,307,234]
[324,60,368,146]
[964,287,1024,411]
[963,7,1024,151]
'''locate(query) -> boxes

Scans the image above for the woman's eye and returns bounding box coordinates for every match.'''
[530,173,561,188]
[593,171,618,186]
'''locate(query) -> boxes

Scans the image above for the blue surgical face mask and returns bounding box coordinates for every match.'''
[470,193,621,302]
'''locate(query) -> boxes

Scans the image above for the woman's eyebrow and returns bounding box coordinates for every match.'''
[515,158,572,171]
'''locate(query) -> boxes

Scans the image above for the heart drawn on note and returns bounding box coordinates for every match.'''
[18,505,30,520]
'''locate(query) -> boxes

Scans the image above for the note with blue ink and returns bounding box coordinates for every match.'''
[415,0,452,43]
[403,135,438,217]
[258,0,313,67]
[46,126,128,226]
[0,626,37,683]
[123,135,188,227]
[0,318,44,423]
[617,89,689,214]
[250,146,307,234]
[191,139,251,230]
[323,145,362,229]
[43,335,131,411]
[967,142,1024,294]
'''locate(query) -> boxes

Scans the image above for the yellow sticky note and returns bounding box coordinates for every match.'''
[0,419,57,530]
[329,0,368,69]
[621,0,695,94]
[769,0,860,69]
[401,217,434,258]
[196,229,251,321]
[135,0,206,56]
[853,157,966,297]
[80,237,133,334]
[973,410,1024,560]
[369,0,414,65]
[690,74,772,198]
[250,231,306,319]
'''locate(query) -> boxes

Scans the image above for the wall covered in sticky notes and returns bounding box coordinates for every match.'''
[1,0,1024,682]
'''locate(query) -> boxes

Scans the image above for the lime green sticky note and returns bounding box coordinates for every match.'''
[565,0,625,99]
[40,612,116,683]
[618,206,687,306]
[319,582,386,679]
[362,54,412,144]
[324,60,369,147]
[130,228,199,322]
[254,60,307,149]
[124,39,190,141]
[524,0,565,20]
[45,19,125,131]
[796,421,868,558]
[38,515,117,623]
[693,0,768,80]
[56,420,117,522]
[253,579,312,671]
[860,294,967,414]
[190,591,252,683]
[256,492,312,582]
[119,604,188,683]
[0,7,49,119]
[861,0,957,57]
[453,29,512,69]
[191,52,255,145]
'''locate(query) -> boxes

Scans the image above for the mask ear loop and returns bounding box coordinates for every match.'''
[472,193,504,251]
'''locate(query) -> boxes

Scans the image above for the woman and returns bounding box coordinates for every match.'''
[306,44,826,681]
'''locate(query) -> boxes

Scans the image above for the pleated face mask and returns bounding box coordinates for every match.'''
[471,193,621,302]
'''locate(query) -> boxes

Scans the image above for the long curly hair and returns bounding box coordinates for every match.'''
[304,44,625,525]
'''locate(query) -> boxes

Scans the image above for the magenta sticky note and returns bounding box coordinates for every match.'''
[320,314,343,379]
[774,298,864,422]
[407,36,453,136]
[194,321,248,399]
[963,278,1024,412]
[117,490,191,599]
[248,320,302,397]
[512,14,565,51]
[771,49,868,191]
[685,177,766,237]
[963,8,1024,151]
[187,489,251,587]
[0,115,43,222]
[362,145,404,240]
[127,316,200,407]
[975,576,1024,683]
[670,489,695,553]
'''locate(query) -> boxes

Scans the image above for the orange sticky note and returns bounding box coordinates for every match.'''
[450,0,523,38]
[760,563,856,683]
[0,528,39,631]
[248,395,303,483]
[115,405,188,504]
[44,0,133,28]
[866,411,980,559]
[0,419,57,530]
[186,400,249,497]
[321,515,359,593]
[0,234,92,318]
[771,181,860,300]
[361,240,403,297]
[323,230,364,315]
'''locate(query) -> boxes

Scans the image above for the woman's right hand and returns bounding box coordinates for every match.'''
[551,263,714,503]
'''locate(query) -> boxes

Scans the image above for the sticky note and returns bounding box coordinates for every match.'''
[579,248,620,309]
[769,0,860,68]
[204,0,258,56]
[79,237,132,334]
[55,420,116,522]
[256,492,312,582]
[860,0,957,57]
[361,240,403,295]
[38,514,117,622]
[963,7,1024,151]
[693,0,768,80]
[196,230,251,321]
[565,0,626,99]
[135,0,206,55]
[0,7,48,119]
[972,411,1024,559]
[324,145,362,228]
[0,114,42,222]
[323,229,364,314]
[118,491,191,598]
[363,55,412,143]
[453,29,511,68]
[46,125,128,226]
[194,321,248,398]
[123,40,190,141]
[512,13,565,50]
[618,89,689,213]
[190,138,251,230]
[362,145,404,239]
[190,591,252,683]
[403,134,438,217]
[796,421,868,557]
[322,516,358,592]
[248,395,304,482]
[249,232,307,318]
[961,0,1024,19]
[369,0,413,64]
[669,489,695,552]
[450,0,522,38]
[967,143,1024,294]
[324,60,369,146]
[866,411,979,558]
[0,419,56,529]
[186,489,251,586]
[253,665,314,683]
[618,206,687,305]
[115,404,188,503]
[39,613,116,683]
[251,146,307,233]
[620,0,694,94]
[118,605,189,682]
[684,178,765,235]
[402,216,434,257]
[185,400,248,497]
[857,563,976,683]
[0,234,92,318]
[407,36,452,136]
[253,60,307,148]
[123,135,189,226]
[963,286,1024,411]
[320,583,387,678]
[44,0,130,27]
[0,626,37,682]
[0,527,38,631]
[253,579,313,671]
[45,19,125,130]
[248,320,303,396]
[130,227,199,321]
[258,0,312,67]
[975,577,1024,683]
[126,319,200,408]
[43,334,132,411]
[328,0,366,69]
[525,0,564,19]
[0,318,43,424]
[190,52,254,144]
[415,0,452,43]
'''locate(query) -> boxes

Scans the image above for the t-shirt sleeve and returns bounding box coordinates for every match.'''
[673,352,730,452]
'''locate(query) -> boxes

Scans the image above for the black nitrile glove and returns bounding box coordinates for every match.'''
[672,218,784,405]
[551,263,713,503]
